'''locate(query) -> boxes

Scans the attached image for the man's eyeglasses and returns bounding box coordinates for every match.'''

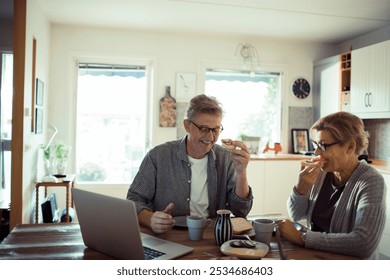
[311,140,339,152]
[189,120,223,135]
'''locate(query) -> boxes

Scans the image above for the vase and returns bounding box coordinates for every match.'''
[44,159,53,176]
[56,159,67,175]
[214,209,232,246]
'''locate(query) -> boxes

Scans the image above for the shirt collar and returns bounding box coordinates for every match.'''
[178,135,217,162]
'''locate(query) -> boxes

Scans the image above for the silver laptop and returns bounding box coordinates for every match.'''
[72,188,193,260]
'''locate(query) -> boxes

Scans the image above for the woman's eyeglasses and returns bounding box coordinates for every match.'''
[311,140,339,152]
[189,120,223,135]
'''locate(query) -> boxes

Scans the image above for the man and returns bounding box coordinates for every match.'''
[127,94,253,233]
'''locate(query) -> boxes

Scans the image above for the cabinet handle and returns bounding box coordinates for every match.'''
[364,93,369,107]
[368,92,372,107]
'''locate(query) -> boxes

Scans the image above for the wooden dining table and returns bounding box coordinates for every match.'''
[0,222,359,260]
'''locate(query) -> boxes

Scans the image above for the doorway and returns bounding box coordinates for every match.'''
[0,0,14,240]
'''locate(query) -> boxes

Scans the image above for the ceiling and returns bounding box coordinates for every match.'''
[5,0,390,44]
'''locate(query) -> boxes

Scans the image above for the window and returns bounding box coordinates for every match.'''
[76,63,148,184]
[0,53,13,203]
[205,69,281,149]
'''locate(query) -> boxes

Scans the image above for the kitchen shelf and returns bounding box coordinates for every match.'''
[340,52,351,69]
[339,51,351,111]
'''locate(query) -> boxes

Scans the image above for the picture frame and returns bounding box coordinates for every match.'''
[31,38,37,133]
[36,78,44,106]
[35,108,43,134]
[292,128,310,154]
[241,136,260,155]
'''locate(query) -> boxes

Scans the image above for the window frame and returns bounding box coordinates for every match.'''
[198,60,289,152]
[69,54,154,188]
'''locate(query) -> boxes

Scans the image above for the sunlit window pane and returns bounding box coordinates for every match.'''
[1,53,13,141]
[76,64,147,184]
[205,69,281,150]
[1,53,13,201]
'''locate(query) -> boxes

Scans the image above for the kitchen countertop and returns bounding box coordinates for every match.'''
[250,154,390,174]
[250,153,312,160]
[370,159,390,174]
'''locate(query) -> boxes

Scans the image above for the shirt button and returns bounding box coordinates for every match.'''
[187,198,190,201]
[187,180,191,183]
[188,163,191,167]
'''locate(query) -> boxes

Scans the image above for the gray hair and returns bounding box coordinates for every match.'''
[185,94,224,121]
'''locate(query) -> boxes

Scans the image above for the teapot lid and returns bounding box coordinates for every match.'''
[216,209,231,215]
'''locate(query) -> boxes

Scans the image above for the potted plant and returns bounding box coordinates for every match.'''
[54,143,71,175]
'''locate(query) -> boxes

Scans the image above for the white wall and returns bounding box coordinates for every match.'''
[22,1,51,223]
[15,3,390,224]
[45,25,336,212]
[24,4,390,224]
[48,25,335,164]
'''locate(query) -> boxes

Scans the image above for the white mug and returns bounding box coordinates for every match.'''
[186,215,212,241]
[253,218,275,246]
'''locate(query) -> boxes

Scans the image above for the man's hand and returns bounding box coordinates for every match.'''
[150,203,175,234]
[224,140,250,198]
[229,140,250,173]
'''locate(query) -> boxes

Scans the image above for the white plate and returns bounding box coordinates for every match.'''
[220,239,269,259]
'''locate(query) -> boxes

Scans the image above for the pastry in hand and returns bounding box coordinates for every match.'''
[221,139,236,150]
[305,155,324,163]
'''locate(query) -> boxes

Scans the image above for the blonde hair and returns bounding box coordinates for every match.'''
[310,112,368,155]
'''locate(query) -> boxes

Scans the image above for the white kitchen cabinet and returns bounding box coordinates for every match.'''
[248,160,301,217]
[379,173,390,259]
[247,160,265,215]
[313,55,340,120]
[263,161,300,217]
[351,40,390,119]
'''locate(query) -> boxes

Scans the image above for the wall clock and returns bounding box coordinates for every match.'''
[291,77,311,99]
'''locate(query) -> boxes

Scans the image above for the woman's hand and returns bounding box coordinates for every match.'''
[275,219,304,246]
[295,157,323,195]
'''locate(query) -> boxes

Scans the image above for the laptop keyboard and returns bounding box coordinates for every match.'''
[143,246,166,260]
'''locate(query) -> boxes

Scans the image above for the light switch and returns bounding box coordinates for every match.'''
[24,108,30,117]
[24,144,31,152]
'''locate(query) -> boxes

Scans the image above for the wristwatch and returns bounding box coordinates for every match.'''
[301,232,307,244]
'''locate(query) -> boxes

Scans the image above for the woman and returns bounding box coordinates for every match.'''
[277,112,385,259]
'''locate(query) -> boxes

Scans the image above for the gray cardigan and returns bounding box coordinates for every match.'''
[288,160,386,259]
[127,136,253,218]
